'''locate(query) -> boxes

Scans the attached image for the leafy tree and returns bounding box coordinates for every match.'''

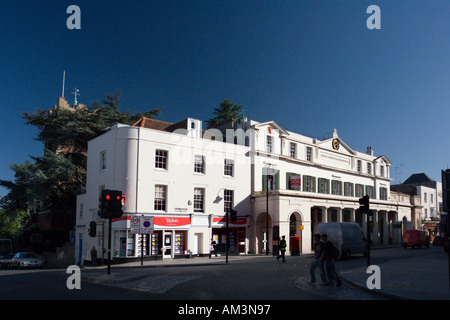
[0,92,163,246]
[0,209,26,240]
[205,99,244,128]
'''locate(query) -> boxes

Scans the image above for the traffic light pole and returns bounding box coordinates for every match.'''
[359,195,371,267]
[107,217,112,275]
[226,208,229,264]
[366,212,371,267]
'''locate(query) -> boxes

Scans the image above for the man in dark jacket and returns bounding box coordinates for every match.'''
[320,234,342,287]
[310,234,327,284]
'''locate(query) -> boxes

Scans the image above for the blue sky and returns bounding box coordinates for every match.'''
[0,0,449,197]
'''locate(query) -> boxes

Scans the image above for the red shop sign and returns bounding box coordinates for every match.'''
[154,217,191,227]
[213,217,247,226]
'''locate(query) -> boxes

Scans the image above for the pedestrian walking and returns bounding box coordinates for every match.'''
[209,238,217,258]
[310,234,327,284]
[90,246,97,266]
[320,234,342,287]
[277,235,287,262]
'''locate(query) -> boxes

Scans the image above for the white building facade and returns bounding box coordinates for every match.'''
[75,116,409,264]
[244,120,404,255]
[75,119,252,264]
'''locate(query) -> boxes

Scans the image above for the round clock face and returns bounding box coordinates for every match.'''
[332,139,340,150]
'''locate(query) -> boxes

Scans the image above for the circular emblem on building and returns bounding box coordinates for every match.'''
[332,139,340,150]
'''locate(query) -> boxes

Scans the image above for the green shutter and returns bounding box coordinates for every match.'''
[303,175,307,191]
[275,170,280,190]
[312,176,316,192]
[286,172,292,189]
[262,167,267,191]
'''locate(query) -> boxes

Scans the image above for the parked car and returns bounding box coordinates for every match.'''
[316,222,366,260]
[0,253,15,269]
[10,252,44,269]
[433,235,443,247]
[401,229,430,249]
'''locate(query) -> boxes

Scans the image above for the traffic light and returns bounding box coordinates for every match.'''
[230,209,237,223]
[359,195,369,213]
[88,221,97,237]
[99,189,124,219]
[111,191,124,218]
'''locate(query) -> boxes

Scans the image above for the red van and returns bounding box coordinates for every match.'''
[401,229,430,249]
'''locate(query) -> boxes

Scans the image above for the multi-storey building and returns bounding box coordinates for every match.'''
[241,120,401,254]
[76,117,252,263]
[75,115,408,264]
[391,173,443,236]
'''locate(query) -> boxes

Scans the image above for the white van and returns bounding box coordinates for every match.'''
[316,222,366,260]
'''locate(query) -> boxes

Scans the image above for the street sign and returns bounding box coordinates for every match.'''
[130,216,140,234]
[140,216,154,234]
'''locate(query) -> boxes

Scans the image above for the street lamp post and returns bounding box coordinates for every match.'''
[266,172,269,256]
[264,163,275,256]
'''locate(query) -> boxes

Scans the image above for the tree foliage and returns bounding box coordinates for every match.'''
[1,92,162,232]
[205,99,244,128]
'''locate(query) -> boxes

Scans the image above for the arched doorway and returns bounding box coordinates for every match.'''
[289,212,302,236]
[255,212,272,254]
[289,212,302,255]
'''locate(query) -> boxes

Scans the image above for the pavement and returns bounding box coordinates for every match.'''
[79,250,450,300]
[339,251,450,300]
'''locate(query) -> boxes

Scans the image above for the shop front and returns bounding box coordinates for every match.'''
[111,215,191,259]
[211,216,248,254]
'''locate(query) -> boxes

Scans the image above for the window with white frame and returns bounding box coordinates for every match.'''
[100,151,107,170]
[290,142,296,158]
[224,189,233,212]
[367,163,372,175]
[357,160,362,173]
[332,180,342,195]
[306,146,313,162]
[318,178,330,194]
[380,165,385,177]
[304,175,315,192]
[154,185,167,211]
[379,187,388,200]
[366,186,374,199]
[155,149,168,169]
[194,155,205,174]
[355,184,364,197]
[344,182,354,197]
[79,203,84,219]
[267,174,274,190]
[194,188,204,212]
[266,136,272,153]
[224,159,234,177]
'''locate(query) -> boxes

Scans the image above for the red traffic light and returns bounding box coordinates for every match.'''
[106,194,111,200]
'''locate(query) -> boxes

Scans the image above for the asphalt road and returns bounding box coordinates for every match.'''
[0,246,439,301]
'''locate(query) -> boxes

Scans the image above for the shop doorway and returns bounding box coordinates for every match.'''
[289,212,302,255]
[255,212,272,254]
[164,232,172,257]
[237,230,246,254]
[193,233,202,255]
